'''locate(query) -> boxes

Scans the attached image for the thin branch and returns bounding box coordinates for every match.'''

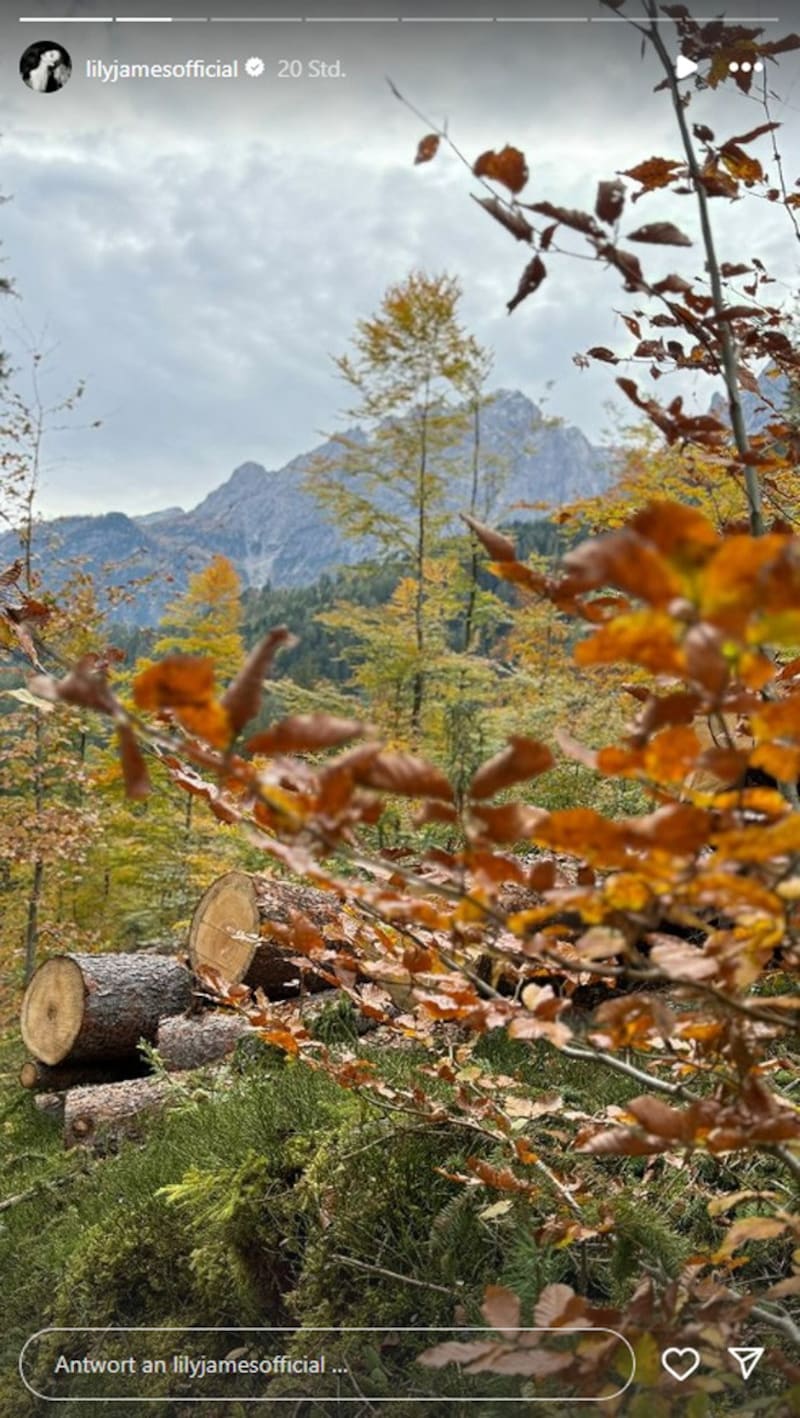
[641,0,763,535]
[330,1252,458,1297]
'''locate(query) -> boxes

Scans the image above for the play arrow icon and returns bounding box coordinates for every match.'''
[728,1348,764,1381]
[675,52,698,79]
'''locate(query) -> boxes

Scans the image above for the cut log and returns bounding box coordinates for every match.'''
[188,872,352,997]
[19,1054,150,1093]
[155,1012,252,1071]
[63,1076,177,1151]
[20,953,193,1067]
[33,1091,65,1124]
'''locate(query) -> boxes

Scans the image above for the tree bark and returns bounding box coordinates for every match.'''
[188,872,353,997]
[20,952,193,1066]
[33,1091,65,1124]
[19,1054,150,1092]
[63,1076,176,1151]
[155,1011,251,1071]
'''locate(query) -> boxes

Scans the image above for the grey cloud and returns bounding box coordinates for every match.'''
[0,4,797,518]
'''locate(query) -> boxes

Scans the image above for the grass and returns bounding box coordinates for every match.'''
[0,1024,795,1416]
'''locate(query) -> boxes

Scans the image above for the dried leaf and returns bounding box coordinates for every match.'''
[475,195,534,242]
[221,627,293,736]
[473,145,529,194]
[117,722,150,800]
[507,254,546,314]
[414,133,440,165]
[481,1285,521,1336]
[470,736,554,800]
[596,179,625,225]
[462,515,516,562]
[627,222,692,246]
[246,712,364,755]
[355,750,454,801]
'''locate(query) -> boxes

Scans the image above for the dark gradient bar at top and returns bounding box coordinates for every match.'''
[14,0,787,21]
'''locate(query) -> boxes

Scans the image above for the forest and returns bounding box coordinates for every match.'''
[1,4,800,1415]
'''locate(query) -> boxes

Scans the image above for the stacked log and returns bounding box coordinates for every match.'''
[20,953,193,1066]
[18,874,384,1149]
[155,1011,251,1071]
[20,1056,150,1093]
[63,1077,176,1151]
[188,871,352,997]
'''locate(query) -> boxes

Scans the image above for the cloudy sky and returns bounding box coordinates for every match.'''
[0,0,797,518]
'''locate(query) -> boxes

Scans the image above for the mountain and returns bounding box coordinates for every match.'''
[0,389,613,627]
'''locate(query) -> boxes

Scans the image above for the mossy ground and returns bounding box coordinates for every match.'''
[0,1025,794,1417]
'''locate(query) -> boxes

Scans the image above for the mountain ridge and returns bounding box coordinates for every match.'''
[1,388,615,625]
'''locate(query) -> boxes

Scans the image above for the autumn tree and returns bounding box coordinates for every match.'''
[0,354,99,984]
[306,271,490,743]
[153,554,245,680]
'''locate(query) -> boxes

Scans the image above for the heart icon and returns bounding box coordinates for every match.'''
[661,1347,701,1382]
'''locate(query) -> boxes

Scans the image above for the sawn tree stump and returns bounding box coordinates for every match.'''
[188,872,352,998]
[20,953,193,1066]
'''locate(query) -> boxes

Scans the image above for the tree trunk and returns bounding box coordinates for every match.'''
[33,1091,65,1124]
[155,1011,251,1071]
[188,871,352,997]
[20,953,193,1066]
[63,1076,176,1151]
[19,1054,150,1092]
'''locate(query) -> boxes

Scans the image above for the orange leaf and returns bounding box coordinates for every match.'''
[133,656,216,710]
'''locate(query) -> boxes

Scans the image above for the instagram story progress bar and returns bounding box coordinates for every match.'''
[18,13,782,21]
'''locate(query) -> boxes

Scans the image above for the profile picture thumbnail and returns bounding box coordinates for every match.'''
[20,40,72,94]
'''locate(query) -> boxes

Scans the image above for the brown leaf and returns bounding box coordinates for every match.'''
[587,346,619,364]
[45,659,119,715]
[355,750,454,801]
[533,1283,585,1328]
[246,712,364,755]
[473,145,529,194]
[0,559,22,588]
[469,801,547,844]
[596,179,625,225]
[470,736,554,800]
[462,515,516,562]
[527,200,601,236]
[627,1095,689,1141]
[481,1285,521,1336]
[475,195,534,243]
[117,722,150,800]
[221,627,294,736]
[414,133,440,165]
[722,121,779,146]
[507,254,546,314]
[627,222,692,246]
